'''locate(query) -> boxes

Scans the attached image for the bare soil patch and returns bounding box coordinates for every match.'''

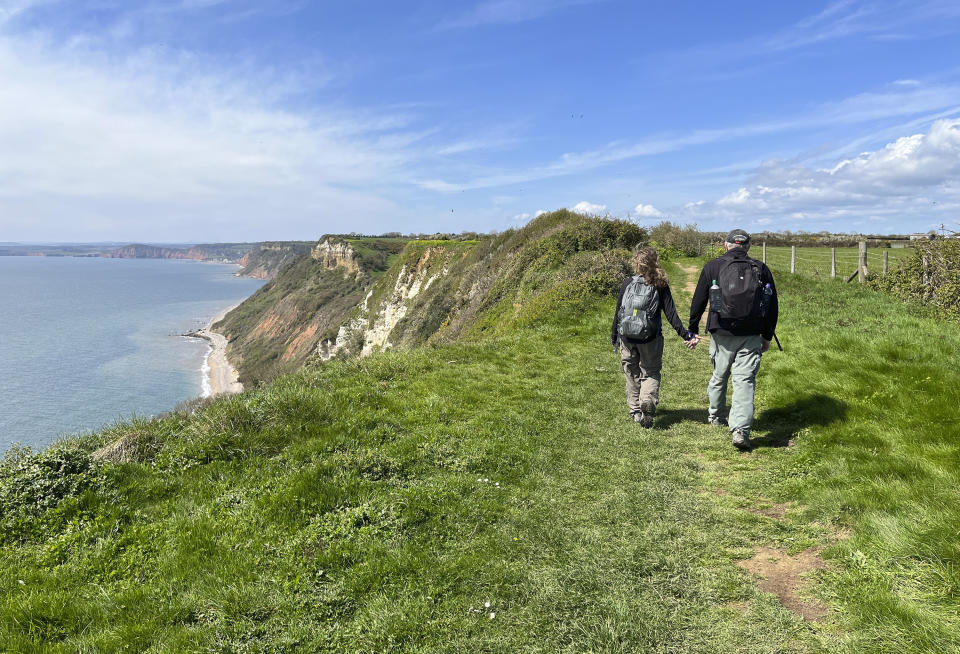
[747,503,788,519]
[737,547,829,621]
[832,527,851,541]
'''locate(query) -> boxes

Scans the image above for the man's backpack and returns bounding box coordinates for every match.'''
[617,276,661,342]
[715,258,767,321]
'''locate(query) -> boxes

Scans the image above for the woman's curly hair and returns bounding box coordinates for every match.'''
[632,246,668,288]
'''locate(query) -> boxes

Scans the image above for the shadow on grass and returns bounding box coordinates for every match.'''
[654,408,708,429]
[752,394,847,448]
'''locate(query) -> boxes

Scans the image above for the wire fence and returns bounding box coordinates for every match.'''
[758,243,915,282]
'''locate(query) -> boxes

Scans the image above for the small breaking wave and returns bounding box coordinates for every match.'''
[200,343,213,398]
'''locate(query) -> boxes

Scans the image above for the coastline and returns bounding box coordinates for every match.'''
[187,303,244,397]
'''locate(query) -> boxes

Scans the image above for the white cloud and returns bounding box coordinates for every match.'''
[438,0,600,29]
[828,119,960,188]
[682,118,960,226]
[717,187,757,207]
[512,212,531,222]
[0,33,467,240]
[418,82,960,192]
[417,179,462,192]
[572,201,606,215]
[633,203,663,217]
[660,1,960,76]
[534,209,548,217]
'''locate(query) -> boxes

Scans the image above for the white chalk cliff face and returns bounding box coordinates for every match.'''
[317,290,373,360]
[360,262,438,356]
[311,238,359,273]
[318,247,448,360]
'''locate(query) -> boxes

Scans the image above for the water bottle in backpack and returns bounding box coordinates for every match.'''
[709,279,722,313]
[760,283,773,316]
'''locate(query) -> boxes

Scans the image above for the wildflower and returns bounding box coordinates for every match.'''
[489,612,496,620]
[484,600,491,608]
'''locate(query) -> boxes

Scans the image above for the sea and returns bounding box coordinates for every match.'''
[0,257,265,454]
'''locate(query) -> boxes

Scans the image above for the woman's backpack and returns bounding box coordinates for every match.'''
[617,276,661,341]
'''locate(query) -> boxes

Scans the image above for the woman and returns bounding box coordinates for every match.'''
[611,246,699,427]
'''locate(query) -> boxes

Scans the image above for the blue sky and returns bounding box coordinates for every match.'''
[1,0,959,241]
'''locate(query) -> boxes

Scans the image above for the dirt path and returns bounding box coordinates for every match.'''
[677,264,699,294]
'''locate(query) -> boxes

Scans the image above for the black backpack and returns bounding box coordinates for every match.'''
[715,258,766,321]
[617,276,661,341]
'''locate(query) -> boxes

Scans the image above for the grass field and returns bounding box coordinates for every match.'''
[761,246,915,279]
[1,262,958,652]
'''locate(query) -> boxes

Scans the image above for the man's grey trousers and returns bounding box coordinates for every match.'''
[708,332,763,433]
[619,334,663,415]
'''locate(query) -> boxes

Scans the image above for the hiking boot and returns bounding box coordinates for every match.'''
[731,428,752,450]
[639,400,656,428]
[708,416,728,428]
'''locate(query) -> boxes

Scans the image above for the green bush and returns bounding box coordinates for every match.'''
[0,445,106,544]
[516,249,632,326]
[869,240,960,322]
[648,221,722,259]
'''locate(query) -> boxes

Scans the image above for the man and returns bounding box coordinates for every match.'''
[688,229,778,450]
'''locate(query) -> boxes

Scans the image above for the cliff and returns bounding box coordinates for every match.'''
[100,243,256,262]
[221,212,643,384]
[214,236,407,384]
[237,241,314,279]
[310,239,361,274]
[98,242,312,279]
[317,213,643,361]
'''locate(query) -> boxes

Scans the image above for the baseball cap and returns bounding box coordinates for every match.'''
[725,229,750,245]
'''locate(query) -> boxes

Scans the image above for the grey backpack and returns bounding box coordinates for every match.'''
[617,276,661,342]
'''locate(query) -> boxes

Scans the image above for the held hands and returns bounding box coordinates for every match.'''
[685,334,700,350]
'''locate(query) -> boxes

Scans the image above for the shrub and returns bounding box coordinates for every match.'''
[869,240,960,322]
[648,221,722,259]
[0,445,106,544]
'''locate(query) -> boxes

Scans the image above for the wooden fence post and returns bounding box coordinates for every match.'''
[831,248,836,279]
[858,240,867,283]
[791,246,796,274]
[883,250,888,276]
[762,241,767,263]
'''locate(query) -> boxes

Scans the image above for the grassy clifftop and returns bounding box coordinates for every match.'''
[2,217,959,652]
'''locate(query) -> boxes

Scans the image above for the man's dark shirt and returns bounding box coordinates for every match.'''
[611,278,691,346]
[688,248,779,340]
